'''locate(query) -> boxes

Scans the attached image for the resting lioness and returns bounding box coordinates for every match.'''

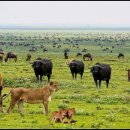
[3,81,59,115]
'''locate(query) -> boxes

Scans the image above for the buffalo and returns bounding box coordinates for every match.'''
[5,52,17,62]
[69,60,84,79]
[90,63,111,88]
[118,53,124,59]
[76,52,82,57]
[82,48,87,53]
[29,47,37,52]
[64,51,68,59]
[83,53,93,61]
[26,53,31,62]
[43,48,48,52]
[32,58,53,82]
[0,54,4,62]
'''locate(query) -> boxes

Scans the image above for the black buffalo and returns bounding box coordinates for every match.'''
[90,63,111,88]
[118,53,124,59]
[26,53,31,62]
[64,51,68,59]
[5,52,17,62]
[69,60,84,79]
[32,58,53,82]
[43,48,48,52]
[83,53,93,61]
[76,52,82,57]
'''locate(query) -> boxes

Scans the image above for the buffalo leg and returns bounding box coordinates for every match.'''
[47,74,50,82]
[99,80,101,89]
[35,74,39,82]
[81,73,83,79]
[75,73,77,80]
[40,75,43,82]
[94,79,98,89]
[106,79,109,88]
[71,73,75,80]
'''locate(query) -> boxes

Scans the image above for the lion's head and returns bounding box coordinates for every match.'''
[49,81,59,92]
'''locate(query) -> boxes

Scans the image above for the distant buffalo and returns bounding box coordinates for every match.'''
[69,60,84,79]
[90,63,111,88]
[32,58,53,82]
[43,48,48,52]
[118,53,124,59]
[29,47,37,52]
[82,48,87,52]
[83,53,92,61]
[5,52,17,62]
[0,54,4,62]
[26,53,31,62]
[76,52,82,57]
[64,51,68,59]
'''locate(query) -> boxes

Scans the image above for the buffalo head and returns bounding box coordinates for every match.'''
[32,60,44,69]
[69,62,77,68]
[90,63,102,74]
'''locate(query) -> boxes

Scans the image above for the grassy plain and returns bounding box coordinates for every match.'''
[0,29,130,128]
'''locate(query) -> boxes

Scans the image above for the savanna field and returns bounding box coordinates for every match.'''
[1,29,130,129]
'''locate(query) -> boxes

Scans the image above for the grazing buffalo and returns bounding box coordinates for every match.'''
[0,54,4,62]
[43,48,48,52]
[57,45,61,48]
[82,48,87,53]
[32,58,53,82]
[29,47,37,52]
[64,48,70,53]
[5,52,17,62]
[90,63,111,88]
[76,52,82,57]
[69,60,84,80]
[64,50,69,59]
[118,53,124,59]
[83,53,93,61]
[0,51,4,55]
[26,53,31,62]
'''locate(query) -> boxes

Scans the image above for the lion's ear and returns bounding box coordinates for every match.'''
[50,81,54,86]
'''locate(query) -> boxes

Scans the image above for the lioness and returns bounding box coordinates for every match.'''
[4,81,59,115]
[50,109,67,123]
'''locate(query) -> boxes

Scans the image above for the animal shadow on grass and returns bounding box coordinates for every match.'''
[63,120,77,124]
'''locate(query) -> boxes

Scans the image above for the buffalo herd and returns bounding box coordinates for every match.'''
[0,31,128,90]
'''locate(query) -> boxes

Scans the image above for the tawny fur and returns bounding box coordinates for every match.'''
[50,108,76,124]
[5,82,59,115]
[50,109,67,123]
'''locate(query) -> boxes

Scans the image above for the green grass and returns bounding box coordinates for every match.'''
[0,29,130,128]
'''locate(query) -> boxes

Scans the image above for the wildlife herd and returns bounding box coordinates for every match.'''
[0,31,130,126]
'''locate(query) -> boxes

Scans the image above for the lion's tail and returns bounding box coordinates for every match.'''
[2,89,13,100]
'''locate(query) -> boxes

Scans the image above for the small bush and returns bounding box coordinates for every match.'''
[57,103,68,109]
